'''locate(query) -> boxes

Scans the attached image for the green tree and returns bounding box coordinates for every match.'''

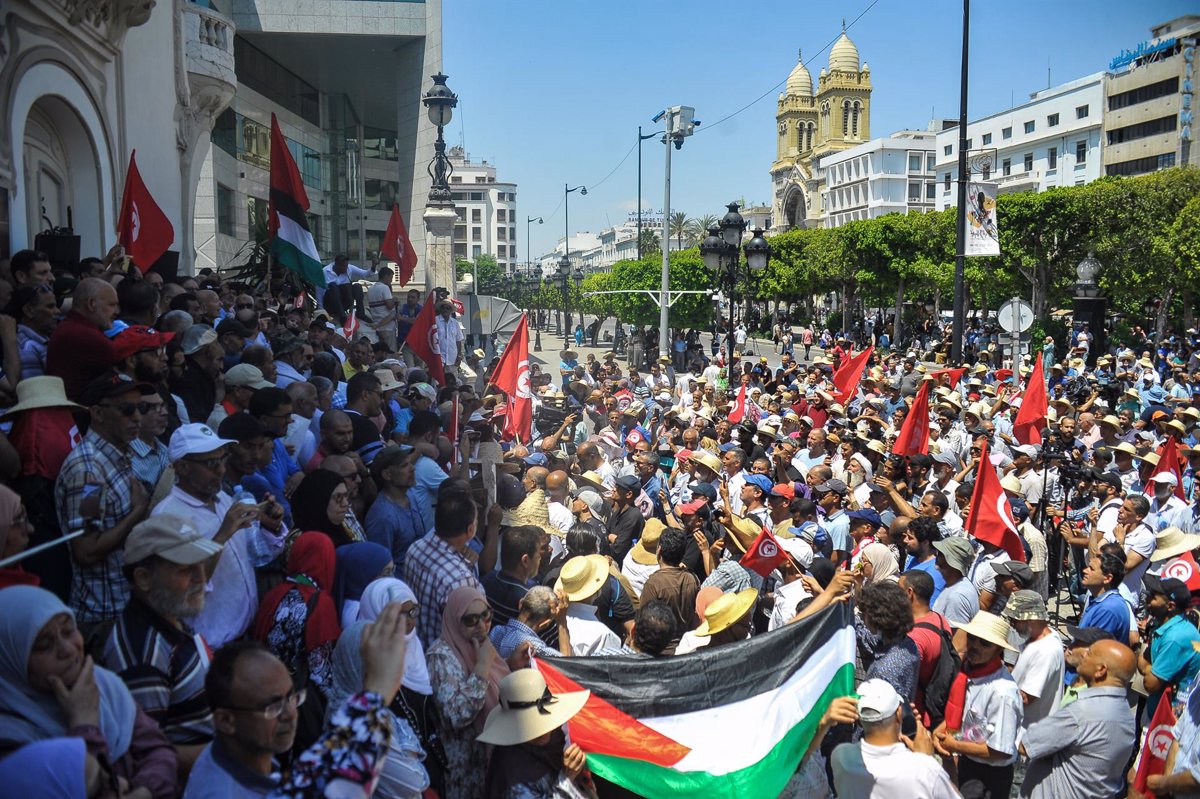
[1168,194,1200,332]
[638,228,661,256]
[668,211,692,250]
[455,253,505,294]
[687,214,718,244]
[608,250,713,329]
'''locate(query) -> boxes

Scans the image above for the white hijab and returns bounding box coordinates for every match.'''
[358,577,432,695]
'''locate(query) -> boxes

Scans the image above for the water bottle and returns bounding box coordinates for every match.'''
[232,485,261,535]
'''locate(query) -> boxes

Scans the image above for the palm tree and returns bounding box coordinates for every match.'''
[669,211,690,250]
[687,214,718,245]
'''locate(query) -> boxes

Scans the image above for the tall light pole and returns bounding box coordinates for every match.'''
[526,215,542,276]
[651,106,698,358]
[564,183,586,266]
[636,126,659,260]
[556,255,572,347]
[420,73,459,293]
[951,0,971,363]
[701,207,770,372]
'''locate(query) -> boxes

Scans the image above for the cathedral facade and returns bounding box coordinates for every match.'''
[770,27,873,230]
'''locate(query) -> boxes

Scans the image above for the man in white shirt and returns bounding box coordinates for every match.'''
[153,424,286,647]
[827,679,959,798]
[316,254,376,322]
[1106,493,1156,604]
[364,266,397,349]
[1003,590,1064,729]
[554,555,621,656]
[433,299,465,370]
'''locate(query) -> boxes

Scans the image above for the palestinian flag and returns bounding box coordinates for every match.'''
[537,601,854,799]
[268,113,325,287]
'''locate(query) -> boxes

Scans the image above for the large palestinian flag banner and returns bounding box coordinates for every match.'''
[538,602,855,799]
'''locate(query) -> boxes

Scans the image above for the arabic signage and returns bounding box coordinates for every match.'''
[1109,37,1176,71]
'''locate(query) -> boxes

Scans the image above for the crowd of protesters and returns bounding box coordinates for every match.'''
[0,245,1199,799]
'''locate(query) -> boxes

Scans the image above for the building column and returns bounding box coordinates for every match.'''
[424,205,458,296]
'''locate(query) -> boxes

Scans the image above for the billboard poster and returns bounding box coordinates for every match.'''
[966,180,999,257]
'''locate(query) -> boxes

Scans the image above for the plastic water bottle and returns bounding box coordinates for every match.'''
[232,485,261,535]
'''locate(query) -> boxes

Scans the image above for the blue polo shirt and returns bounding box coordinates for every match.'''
[1146,614,1200,717]
[1079,590,1131,644]
[905,554,947,605]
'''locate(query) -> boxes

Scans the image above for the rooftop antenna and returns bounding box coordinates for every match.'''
[1047,56,1051,89]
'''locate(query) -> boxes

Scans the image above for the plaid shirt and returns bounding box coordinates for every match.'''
[55,429,139,623]
[402,531,482,647]
[489,619,557,659]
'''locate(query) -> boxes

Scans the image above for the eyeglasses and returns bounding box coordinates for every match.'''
[461,608,492,627]
[186,453,229,470]
[330,492,351,506]
[225,687,307,719]
[100,401,152,417]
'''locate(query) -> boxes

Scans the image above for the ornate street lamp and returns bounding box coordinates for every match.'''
[701,206,770,370]
[422,73,458,208]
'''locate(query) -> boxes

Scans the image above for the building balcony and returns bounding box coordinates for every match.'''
[182,3,237,117]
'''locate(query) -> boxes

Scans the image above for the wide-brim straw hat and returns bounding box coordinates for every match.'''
[1151,526,1200,562]
[694,588,758,637]
[958,611,1017,651]
[723,515,763,557]
[574,470,607,492]
[691,451,722,475]
[630,518,665,566]
[0,376,83,419]
[554,554,609,601]
[476,669,590,746]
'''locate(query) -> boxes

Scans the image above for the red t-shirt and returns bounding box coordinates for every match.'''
[908,610,953,725]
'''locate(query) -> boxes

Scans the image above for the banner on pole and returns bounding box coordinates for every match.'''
[965,181,999,257]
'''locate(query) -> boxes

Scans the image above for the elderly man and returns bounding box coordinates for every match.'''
[1018,640,1138,799]
[101,516,223,770]
[489,585,572,659]
[46,277,121,399]
[173,325,224,424]
[433,299,465,371]
[155,423,285,646]
[1003,591,1064,730]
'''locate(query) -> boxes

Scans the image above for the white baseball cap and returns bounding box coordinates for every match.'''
[169,423,237,463]
[1150,472,1179,485]
[857,678,901,723]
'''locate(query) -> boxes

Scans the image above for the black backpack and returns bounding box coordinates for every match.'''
[913,619,962,727]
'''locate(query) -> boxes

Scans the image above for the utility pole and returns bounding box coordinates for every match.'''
[951,0,970,363]
[652,106,697,357]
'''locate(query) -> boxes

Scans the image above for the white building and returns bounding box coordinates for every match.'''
[935,73,1106,210]
[447,147,518,270]
[534,212,688,276]
[821,130,938,227]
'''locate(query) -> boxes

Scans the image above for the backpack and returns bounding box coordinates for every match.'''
[913,619,962,727]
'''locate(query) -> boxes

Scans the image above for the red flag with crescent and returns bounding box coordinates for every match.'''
[893,380,932,456]
[966,441,1026,562]
[402,291,445,384]
[490,314,532,444]
[1013,352,1048,445]
[1133,688,1177,797]
[116,150,174,272]
[1147,436,1186,501]
[739,525,789,578]
[380,203,419,286]
[832,346,874,405]
[728,382,748,424]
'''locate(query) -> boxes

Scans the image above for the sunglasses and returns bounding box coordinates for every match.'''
[461,608,493,628]
[186,453,229,470]
[101,401,153,417]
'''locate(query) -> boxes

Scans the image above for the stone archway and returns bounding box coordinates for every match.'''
[783,186,807,229]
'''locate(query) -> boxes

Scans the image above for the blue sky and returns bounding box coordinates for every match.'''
[442,0,1195,261]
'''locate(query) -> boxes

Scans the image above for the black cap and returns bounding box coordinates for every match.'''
[79,371,155,406]
[217,412,268,443]
[215,318,251,338]
[370,444,415,481]
[615,475,641,493]
[271,330,304,356]
[688,482,718,501]
[1064,625,1117,646]
[496,473,527,509]
[1143,574,1193,610]
[1094,472,1122,490]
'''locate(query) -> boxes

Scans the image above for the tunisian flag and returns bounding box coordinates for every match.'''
[728,382,748,424]
[1160,552,1200,592]
[1133,688,1177,797]
[1147,436,1186,501]
[380,203,419,286]
[490,314,532,443]
[116,151,174,271]
[931,367,967,389]
[892,380,932,456]
[832,346,874,405]
[967,442,1026,562]
[1013,352,1048,445]
[402,292,445,384]
[739,525,790,578]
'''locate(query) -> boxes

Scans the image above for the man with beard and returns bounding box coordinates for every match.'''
[1138,575,1200,721]
[112,322,181,436]
[100,515,224,770]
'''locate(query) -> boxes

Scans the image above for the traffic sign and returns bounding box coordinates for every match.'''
[998,298,1034,333]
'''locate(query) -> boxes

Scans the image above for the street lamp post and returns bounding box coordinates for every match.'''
[556,256,572,347]
[421,73,459,293]
[526,215,542,276]
[701,202,770,372]
[637,126,660,261]
[573,266,585,335]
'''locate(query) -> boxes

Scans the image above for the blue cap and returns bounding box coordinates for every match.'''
[847,508,883,528]
[689,482,718,500]
[523,452,548,467]
[743,474,774,495]
[719,442,739,453]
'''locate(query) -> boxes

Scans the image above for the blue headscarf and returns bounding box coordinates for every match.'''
[0,586,137,757]
[332,542,393,627]
[0,738,87,798]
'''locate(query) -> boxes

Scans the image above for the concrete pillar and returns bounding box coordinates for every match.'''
[423,205,458,297]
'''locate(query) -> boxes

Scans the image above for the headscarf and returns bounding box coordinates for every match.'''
[251,531,341,652]
[0,486,39,589]
[861,542,899,584]
[358,577,432,695]
[0,738,87,798]
[439,586,509,733]
[0,586,137,757]
[333,543,393,628]
[290,470,354,547]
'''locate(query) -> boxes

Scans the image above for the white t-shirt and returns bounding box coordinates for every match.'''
[365,281,394,327]
[1012,631,1065,729]
[433,315,464,366]
[1119,522,1157,601]
[831,741,960,799]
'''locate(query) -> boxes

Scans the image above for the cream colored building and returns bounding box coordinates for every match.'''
[770,26,873,231]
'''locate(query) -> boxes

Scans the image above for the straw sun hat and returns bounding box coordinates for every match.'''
[1151,526,1200,562]
[554,555,609,602]
[0,375,82,419]
[694,588,759,637]
[957,611,1017,651]
[476,669,590,746]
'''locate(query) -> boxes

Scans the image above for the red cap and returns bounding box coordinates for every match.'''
[676,498,707,515]
[113,325,175,360]
[676,448,694,461]
[771,483,796,500]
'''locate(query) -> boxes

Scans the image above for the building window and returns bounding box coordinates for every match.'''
[1106,115,1177,145]
[1002,158,1012,176]
[1024,120,1035,134]
[1048,147,1058,169]
[497,228,507,241]
[1023,153,1033,172]
[926,153,936,171]
[247,196,267,232]
[497,209,506,223]
[472,245,482,258]
[363,179,398,211]
[944,144,952,156]
[510,245,518,260]
[982,132,992,145]
[1076,104,1089,119]
[450,176,463,183]
[472,226,481,241]
[213,110,236,157]
[471,209,482,223]
[1105,152,1177,176]
[925,182,936,200]
[453,225,466,242]
[909,154,922,172]
[454,207,466,220]
[1002,127,1012,139]
[453,243,467,258]
[1075,140,1087,164]
[470,192,483,201]
[216,185,235,236]
[510,227,517,241]
[1108,77,1179,111]
[908,182,922,201]
[943,172,951,190]
[1047,113,1059,127]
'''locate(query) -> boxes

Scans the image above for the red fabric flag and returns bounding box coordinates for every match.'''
[489,314,532,444]
[967,442,1026,562]
[739,525,789,578]
[993,368,1013,383]
[116,150,174,272]
[1013,352,1048,445]
[612,389,634,412]
[1160,552,1200,592]
[931,367,967,389]
[380,203,419,286]
[341,308,360,341]
[832,346,874,405]
[893,381,932,456]
[1147,437,1186,501]
[728,383,748,424]
[402,291,445,385]
[1133,688,1177,797]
